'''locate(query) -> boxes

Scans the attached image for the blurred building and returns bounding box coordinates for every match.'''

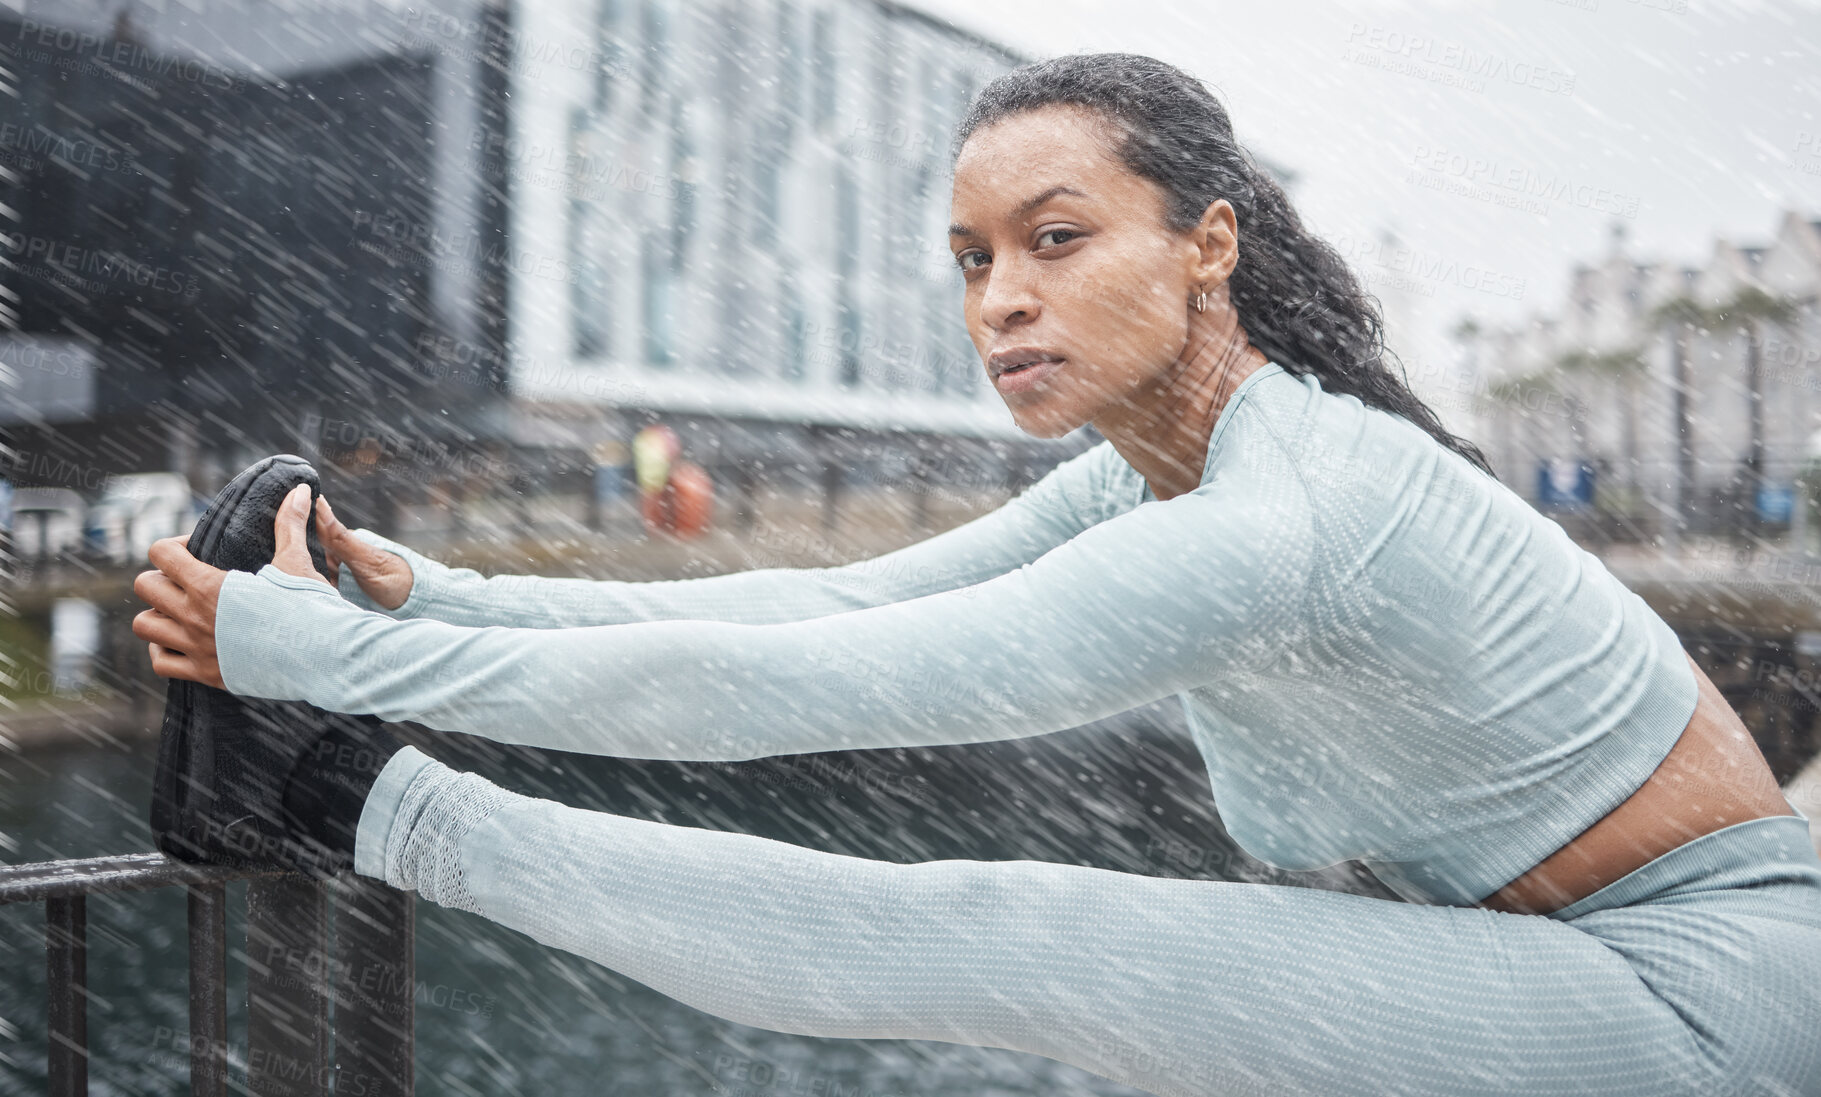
[1467,212,1821,541]
[0,0,1056,534]
[2,0,1304,537]
[500,0,1048,510]
[0,0,509,533]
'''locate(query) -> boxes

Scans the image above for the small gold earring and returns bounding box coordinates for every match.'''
[1194,291,1207,314]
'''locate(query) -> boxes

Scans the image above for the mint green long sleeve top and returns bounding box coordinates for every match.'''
[213,361,1701,907]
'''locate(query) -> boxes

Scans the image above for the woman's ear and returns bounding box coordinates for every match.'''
[1190,198,1241,290]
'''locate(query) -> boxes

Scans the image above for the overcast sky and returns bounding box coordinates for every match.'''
[22,0,1821,400]
[911,0,1821,386]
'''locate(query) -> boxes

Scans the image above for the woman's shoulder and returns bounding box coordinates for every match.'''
[1215,364,1483,491]
[995,437,1145,539]
[1189,366,1536,570]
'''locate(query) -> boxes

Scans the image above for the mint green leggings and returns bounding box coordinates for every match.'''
[359,747,1821,1097]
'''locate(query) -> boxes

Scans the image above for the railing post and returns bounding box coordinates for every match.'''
[5,854,417,1096]
[246,876,332,1097]
[46,895,88,1097]
[331,876,415,1097]
[187,883,228,1097]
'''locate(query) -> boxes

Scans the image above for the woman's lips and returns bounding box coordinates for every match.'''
[994,357,1063,394]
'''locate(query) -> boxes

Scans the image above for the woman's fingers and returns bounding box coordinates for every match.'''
[317,498,344,578]
[133,569,183,618]
[148,535,210,588]
[316,496,351,578]
[315,494,345,538]
[132,569,207,627]
[132,607,199,654]
[272,485,334,586]
[315,495,411,611]
[134,608,217,673]
[147,641,223,689]
[316,496,378,569]
[134,539,226,675]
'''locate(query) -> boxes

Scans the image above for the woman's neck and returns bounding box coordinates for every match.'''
[1094,319,1269,502]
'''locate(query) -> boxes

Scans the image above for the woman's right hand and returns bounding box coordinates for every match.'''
[315,497,413,611]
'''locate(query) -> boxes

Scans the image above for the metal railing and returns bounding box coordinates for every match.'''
[0,853,415,1097]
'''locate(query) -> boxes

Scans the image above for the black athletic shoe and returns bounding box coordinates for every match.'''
[149,454,371,874]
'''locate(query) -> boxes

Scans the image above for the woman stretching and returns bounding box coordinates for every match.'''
[132,53,1821,1097]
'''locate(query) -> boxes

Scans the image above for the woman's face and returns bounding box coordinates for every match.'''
[949,104,1219,438]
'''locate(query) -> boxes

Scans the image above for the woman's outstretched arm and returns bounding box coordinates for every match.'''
[332,443,1128,629]
[212,469,1313,761]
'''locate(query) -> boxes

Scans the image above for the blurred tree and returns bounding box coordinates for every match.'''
[1557,345,1649,503]
[1712,287,1801,516]
[1649,295,1716,546]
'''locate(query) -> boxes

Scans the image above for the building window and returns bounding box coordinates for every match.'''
[893,162,930,276]
[782,272,806,382]
[838,302,861,387]
[670,100,696,273]
[920,58,945,160]
[835,165,858,279]
[924,289,948,394]
[595,0,627,112]
[755,151,781,249]
[573,259,611,359]
[639,0,669,122]
[836,165,860,386]
[641,233,672,366]
[811,9,835,132]
[571,200,611,359]
[776,0,802,122]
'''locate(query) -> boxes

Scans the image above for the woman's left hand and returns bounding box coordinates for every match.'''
[132,483,335,689]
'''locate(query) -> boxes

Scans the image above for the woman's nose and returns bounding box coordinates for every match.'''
[979,258,1041,331]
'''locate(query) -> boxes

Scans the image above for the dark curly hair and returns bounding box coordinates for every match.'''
[952,52,1497,479]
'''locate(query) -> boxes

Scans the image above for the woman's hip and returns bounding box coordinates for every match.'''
[1546,808,1821,926]
[1551,810,1821,1095]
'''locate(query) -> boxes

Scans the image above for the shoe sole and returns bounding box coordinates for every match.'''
[151,454,322,864]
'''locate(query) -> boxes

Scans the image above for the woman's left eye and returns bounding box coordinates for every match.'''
[1037,229,1077,248]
